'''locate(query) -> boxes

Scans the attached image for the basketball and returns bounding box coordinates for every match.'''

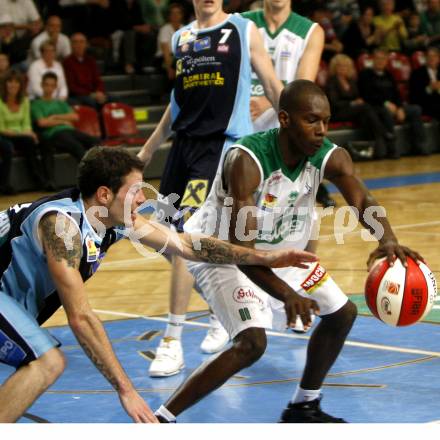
[365,257,438,326]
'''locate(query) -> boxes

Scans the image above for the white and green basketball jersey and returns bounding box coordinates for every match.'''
[242,10,317,131]
[184,129,337,251]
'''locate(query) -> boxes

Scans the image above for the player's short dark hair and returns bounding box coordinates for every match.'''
[279,79,327,114]
[77,147,145,198]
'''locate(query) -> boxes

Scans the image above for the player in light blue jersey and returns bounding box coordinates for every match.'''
[0,147,317,422]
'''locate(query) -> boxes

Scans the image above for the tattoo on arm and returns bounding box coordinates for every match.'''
[40,214,81,269]
[77,339,120,391]
[194,237,252,265]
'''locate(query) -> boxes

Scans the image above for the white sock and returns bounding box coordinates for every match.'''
[164,313,185,340]
[155,405,176,422]
[291,386,321,404]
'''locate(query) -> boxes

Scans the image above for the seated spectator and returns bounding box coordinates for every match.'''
[342,6,381,60]
[0,70,47,189]
[0,52,10,85]
[29,16,71,62]
[31,72,99,167]
[420,0,440,48]
[404,11,429,54]
[358,48,429,158]
[155,3,184,82]
[409,46,440,119]
[0,14,30,70]
[326,0,360,38]
[374,0,408,52]
[27,41,68,100]
[0,0,42,40]
[311,7,344,62]
[326,54,389,159]
[0,136,14,194]
[63,33,109,109]
[109,0,157,74]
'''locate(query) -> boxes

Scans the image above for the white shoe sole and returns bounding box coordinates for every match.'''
[149,362,185,377]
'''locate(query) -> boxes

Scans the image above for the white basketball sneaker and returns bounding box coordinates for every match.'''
[149,338,185,377]
[200,315,230,354]
[292,313,316,334]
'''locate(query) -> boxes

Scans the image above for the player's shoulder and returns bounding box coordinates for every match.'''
[241,9,264,26]
[285,12,316,37]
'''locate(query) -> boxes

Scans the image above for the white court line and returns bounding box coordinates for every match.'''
[93,308,440,358]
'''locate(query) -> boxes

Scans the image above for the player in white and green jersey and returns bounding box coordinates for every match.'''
[242,0,324,132]
[153,80,423,423]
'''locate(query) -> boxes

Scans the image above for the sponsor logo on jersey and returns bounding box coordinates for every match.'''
[262,193,277,211]
[183,72,225,89]
[257,212,308,245]
[384,280,400,295]
[238,307,252,321]
[217,44,229,53]
[176,59,183,76]
[179,29,197,46]
[280,50,291,59]
[301,264,329,293]
[181,43,189,53]
[194,36,211,52]
[85,236,100,262]
[250,82,265,96]
[268,172,283,186]
[233,287,264,305]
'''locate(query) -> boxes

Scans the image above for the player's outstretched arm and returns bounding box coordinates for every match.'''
[137,104,172,166]
[133,215,317,268]
[40,212,158,423]
[324,147,424,268]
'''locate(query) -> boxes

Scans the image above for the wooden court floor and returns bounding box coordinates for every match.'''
[0,154,439,328]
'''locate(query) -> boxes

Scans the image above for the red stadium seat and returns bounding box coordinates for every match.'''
[356,53,373,71]
[387,52,411,82]
[101,102,145,147]
[411,50,426,70]
[73,105,102,138]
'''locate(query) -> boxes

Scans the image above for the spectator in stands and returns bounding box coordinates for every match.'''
[138,0,168,28]
[311,7,343,62]
[0,70,46,189]
[29,16,71,62]
[0,136,14,194]
[27,40,68,100]
[0,53,10,85]
[327,54,389,160]
[409,46,440,119]
[342,6,381,60]
[0,0,42,39]
[404,11,429,54]
[155,3,184,82]
[326,0,360,38]
[109,0,158,74]
[31,72,99,166]
[0,14,30,70]
[374,0,408,52]
[63,33,109,109]
[420,0,440,48]
[358,48,429,158]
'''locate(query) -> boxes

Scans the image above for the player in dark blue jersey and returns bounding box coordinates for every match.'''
[137,0,284,377]
[0,147,317,422]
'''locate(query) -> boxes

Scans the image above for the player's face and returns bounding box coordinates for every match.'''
[282,94,331,157]
[193,0,223,17]
[108,170,146,226]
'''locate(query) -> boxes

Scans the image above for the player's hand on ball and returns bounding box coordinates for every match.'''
[264,248,318,269]
[119,389,159,423]
[367,240,424,270]
[284,293,319,330]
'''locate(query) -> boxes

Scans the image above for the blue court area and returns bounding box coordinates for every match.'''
[1,309,439,424]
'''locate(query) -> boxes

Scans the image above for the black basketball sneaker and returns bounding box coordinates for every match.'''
[279,396,346,423]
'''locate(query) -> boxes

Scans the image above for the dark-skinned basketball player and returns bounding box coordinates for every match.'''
[153,80,424,423]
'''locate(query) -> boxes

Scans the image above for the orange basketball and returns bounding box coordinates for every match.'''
[365,257,437,326]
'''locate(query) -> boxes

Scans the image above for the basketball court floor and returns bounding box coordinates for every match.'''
[0,154,439,423]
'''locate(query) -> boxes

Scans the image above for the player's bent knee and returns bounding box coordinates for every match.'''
[233,327,267,366]
[322,300,357,331]
[37,348,66,384]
